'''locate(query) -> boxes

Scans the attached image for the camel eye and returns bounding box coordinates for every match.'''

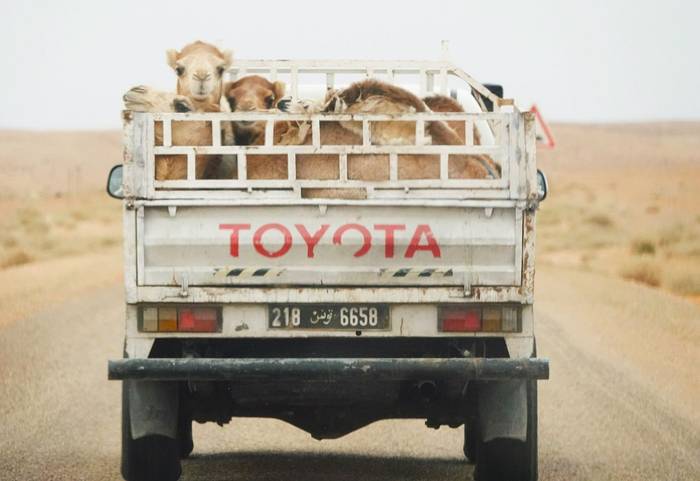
[217,65,225,76]
[175,66,185,77]
[265,95,275,108]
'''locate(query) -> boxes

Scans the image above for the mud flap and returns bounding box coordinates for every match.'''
[127,380,179,440]
[477,379,527,443]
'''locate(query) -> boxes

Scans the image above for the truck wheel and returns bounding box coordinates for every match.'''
[121,382,182,481]
[463,416,477,463]
[178,415,194,459]
[474,380,538,481]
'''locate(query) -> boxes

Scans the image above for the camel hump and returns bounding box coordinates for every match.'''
[334,79,427,113]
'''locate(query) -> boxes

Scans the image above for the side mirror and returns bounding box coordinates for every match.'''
[536,169,548,202]
[106,165,124,199]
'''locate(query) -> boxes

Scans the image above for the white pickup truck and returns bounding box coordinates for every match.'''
[107,57,549,481]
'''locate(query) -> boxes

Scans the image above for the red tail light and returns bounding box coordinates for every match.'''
[440,307,482,332]
[438,305,521,333]
[178,307,219,332]
[140,306,221,333]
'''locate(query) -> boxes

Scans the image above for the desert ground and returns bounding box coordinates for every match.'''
[0,124,698,480]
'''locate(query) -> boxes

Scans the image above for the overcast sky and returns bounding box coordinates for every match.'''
[0,0,697,129]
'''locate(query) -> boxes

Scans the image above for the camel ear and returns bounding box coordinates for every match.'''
[221,50,233,69]
[272,81,286,102]
[166,49,179,69]
[222,81,234,97]
[222,81,236,109]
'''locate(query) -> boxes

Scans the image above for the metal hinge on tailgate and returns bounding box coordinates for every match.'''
[178,274,189,297]
[462,232,473,297]
[462,277,472,297]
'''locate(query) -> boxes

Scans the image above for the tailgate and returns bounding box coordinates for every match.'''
[138,204,523,288]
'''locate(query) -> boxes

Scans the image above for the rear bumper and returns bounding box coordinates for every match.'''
[108,357,549,382]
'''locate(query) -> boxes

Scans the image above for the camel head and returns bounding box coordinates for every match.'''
[224,75,286,141]
[167,41,232,106]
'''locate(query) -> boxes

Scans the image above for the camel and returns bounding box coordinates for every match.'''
[324,80,466,147]
[123,86,221,180]
[223,75,286,145]
[221,75,292,181]
[163,41,234,179]
[224,77,494,197]
[423,95,477,144]
[166,41,232,112]
[224,76,378,197]
[423,94,500,178]
[302,80,496,181]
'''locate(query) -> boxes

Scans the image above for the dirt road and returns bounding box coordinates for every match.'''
[0,261,698,481]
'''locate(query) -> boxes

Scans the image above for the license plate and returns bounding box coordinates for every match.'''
[268,304,390,330]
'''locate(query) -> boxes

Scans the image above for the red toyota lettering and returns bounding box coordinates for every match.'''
[295,224,330,258]
[253,223,292,258]
[374,224,406,258]
[405,224,441,258]
[333,223,372,257]
[219,223,251,257]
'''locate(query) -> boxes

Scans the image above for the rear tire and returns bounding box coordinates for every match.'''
[463,416,477,463]
[121,382,182,481]
[178,416,194,459]
[474,380,538,481]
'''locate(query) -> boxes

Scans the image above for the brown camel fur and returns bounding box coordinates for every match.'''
[423,94,500,177]
[224,77,493,197]
[166,41,232,112]
[123,86,220,180]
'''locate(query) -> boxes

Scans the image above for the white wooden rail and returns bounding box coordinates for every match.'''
[224,59,509,108]
[142,111,516,200]
[124,58,529,201]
